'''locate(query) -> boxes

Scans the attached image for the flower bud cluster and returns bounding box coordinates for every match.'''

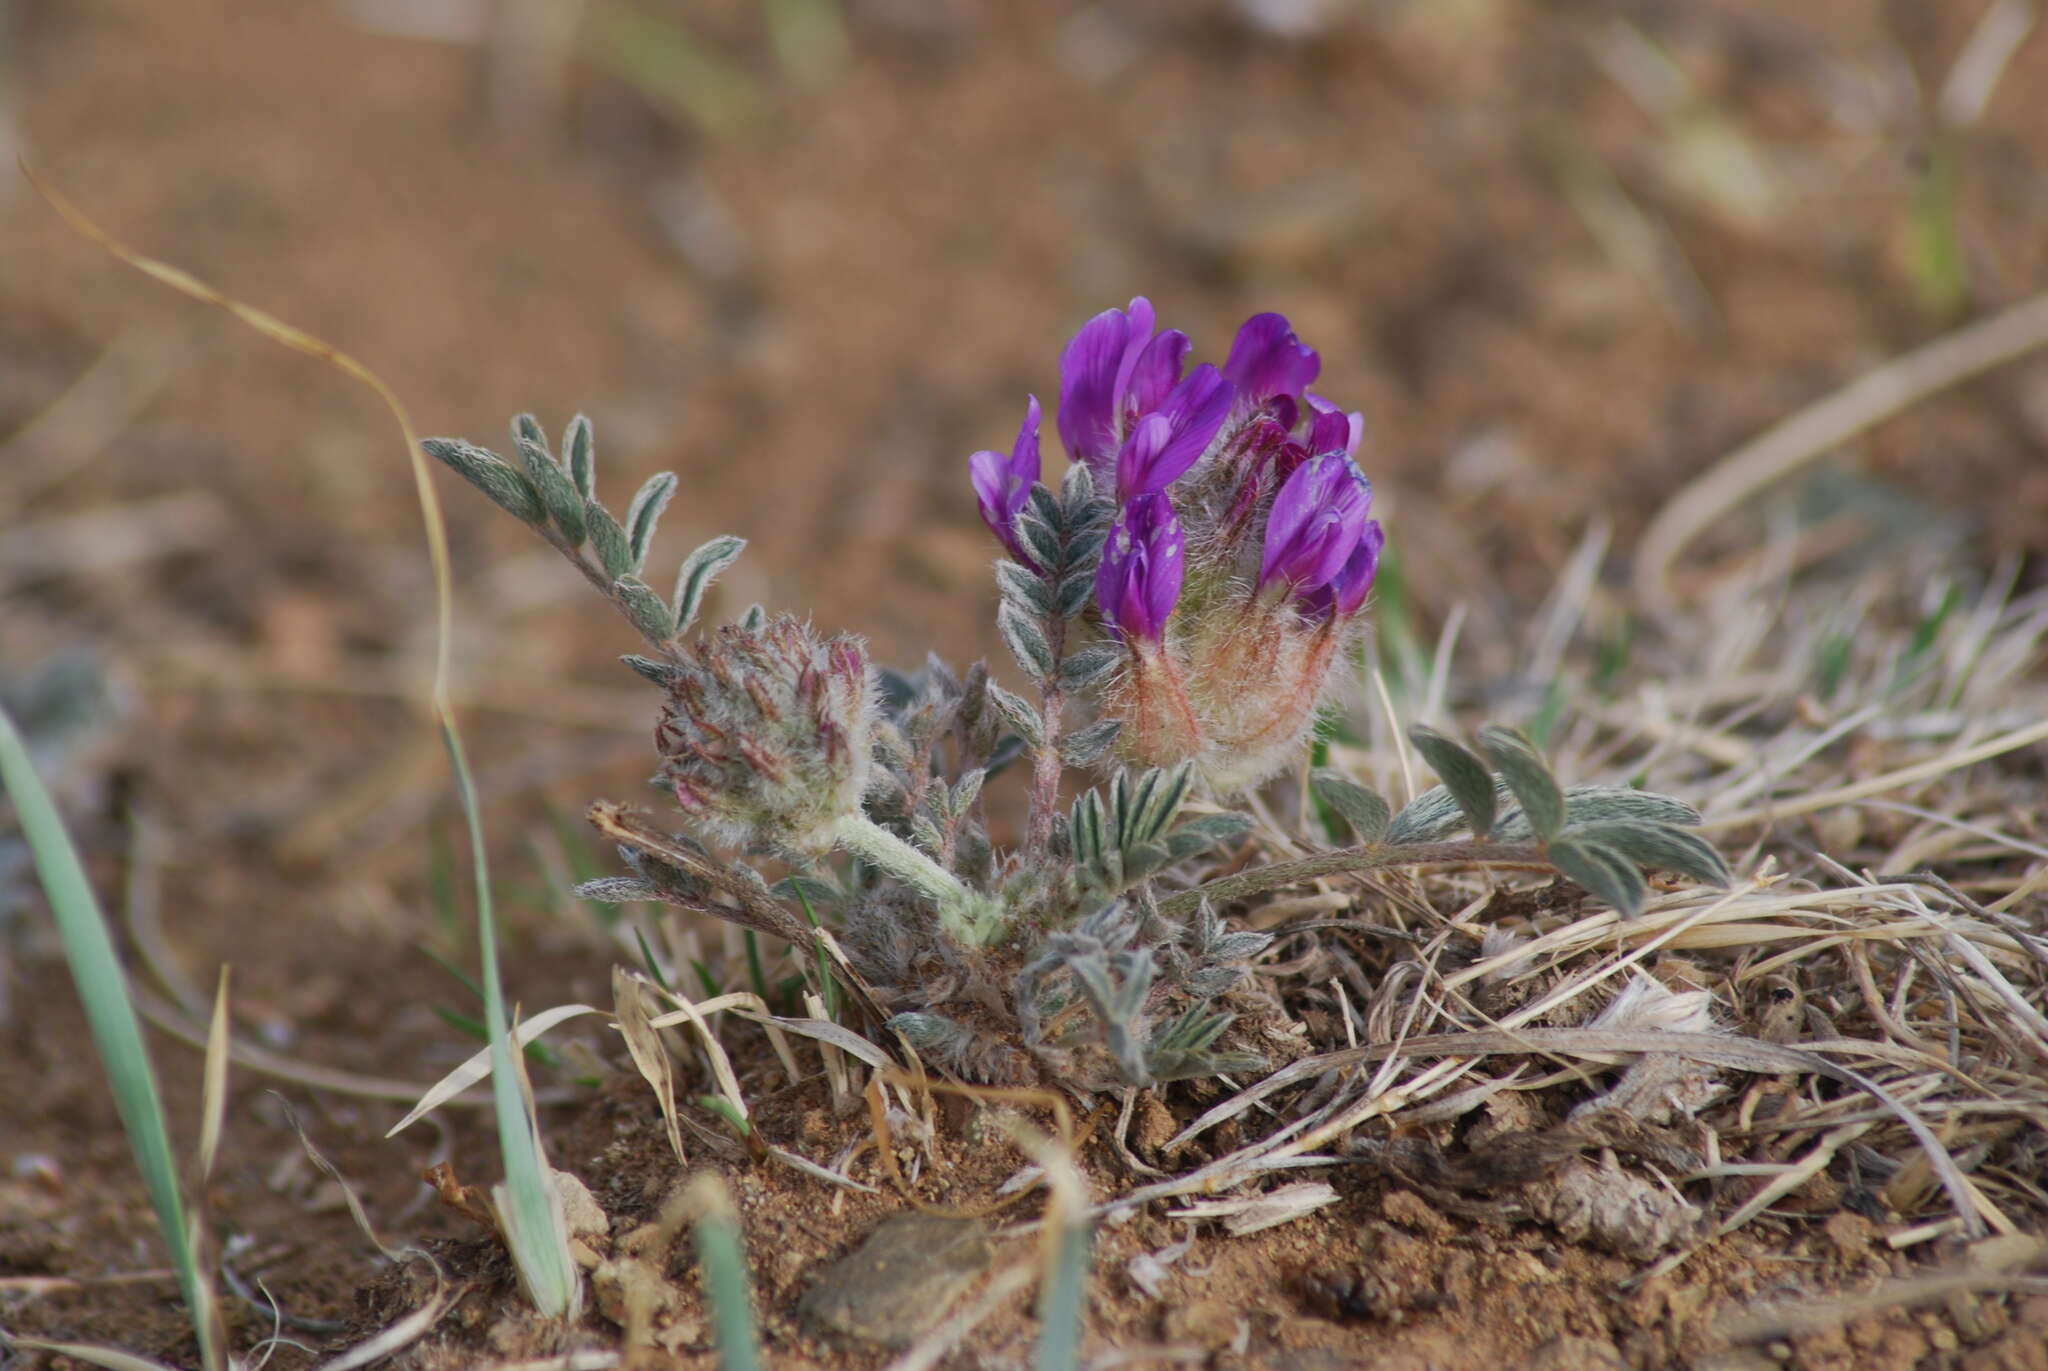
[653,614,877,851]
[971,299,1384,790]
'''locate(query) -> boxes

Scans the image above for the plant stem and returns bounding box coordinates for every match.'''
[1158,839,1549,916]
[1025,613,1068,861]
[829,813,976,911]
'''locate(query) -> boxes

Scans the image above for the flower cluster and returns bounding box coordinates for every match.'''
[653,614,876,851]
[971,299,1384,790]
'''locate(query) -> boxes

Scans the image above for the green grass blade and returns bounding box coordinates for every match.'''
[0,703,220,1370]
[687,1173,762,1371]
[443,722,579,1319]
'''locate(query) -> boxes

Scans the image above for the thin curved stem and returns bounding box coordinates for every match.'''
[1158,839,1550,916]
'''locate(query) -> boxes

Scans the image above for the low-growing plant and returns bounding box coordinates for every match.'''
[426,298,1730,1099]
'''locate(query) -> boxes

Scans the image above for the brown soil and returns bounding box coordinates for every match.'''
[5,1,2048,1368]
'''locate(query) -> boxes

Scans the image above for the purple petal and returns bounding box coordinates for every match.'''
[1258,455,1372,592]
[1058,297,1154,471]
[968,396,1043,567]
[1095,494,1185,641]
[1223,313,1321,409]
[1010,394,1044,488]
[1124,329,1190,418]
[1303,520,1384,620]
[1114,364,1233,500]
[1303,395,1363,459]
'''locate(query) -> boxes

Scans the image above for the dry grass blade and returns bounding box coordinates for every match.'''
[386,1004,602,1136]
[195,966,231,1185]
[613,967,688,1167]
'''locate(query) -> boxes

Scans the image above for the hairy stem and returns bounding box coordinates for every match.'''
[1025,614,1068,861]
[1158,839,1550,917]
[829,813,985,921]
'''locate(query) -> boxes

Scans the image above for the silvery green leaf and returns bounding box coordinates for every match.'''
[1055,570,1093,620]
[1027,483,1063,532]
[564,414,595,499]
[909,814,947,856]
[1070,789,1106,867]
[1386,784,1463,845]
[625,472,678,573]
[947,771,985,819]
[1060,461,1095,509]
[1132,765,1192,845]
[1060,642,1123,691]
[989,684,1044,751]
[1407,725,1497,838]
[1059,718,1121,767]
[1165,812,1252,860]
[1564,820,1731,888]
[613,576,674,642]
[1015,510,1062,571]
[1563,786,1701,828]
[1123,840,1171,883]
[1063,526,1108,572]
[672,535,746,633]
[1478,724,1565,841]
[1311,769,1391,844]
[421,439,547,525]
[1212,930,1273,961]
[620,654,678,686]
[998,601,1054,684]
[1548,836,1648,918]
[513,412,548,448]
[738,604,766,631]
[1495,785,1701,839]
[995,559,1054,614]
[586,501,634,579]
[515,433,587,546]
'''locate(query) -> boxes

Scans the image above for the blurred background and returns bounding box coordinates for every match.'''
[3,0,2047,1346]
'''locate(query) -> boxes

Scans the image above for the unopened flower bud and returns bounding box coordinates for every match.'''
[655,615,876,851]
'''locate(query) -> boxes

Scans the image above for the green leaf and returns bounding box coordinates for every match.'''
[1406,725,1497,837]
[1311,769,1391,844]
[988,684,1044,751]
[514,430,587,546]
[625,472,679,573]
[1564,819,1731,888]
[620,654,678,687]
[1130,765,1192,846]
[0,705,221,1369]
[1386,781,1507,845]
[1060,642,1123,691]
[563,413,596,499]
[688,1174,763,1371]
[421,438,547,525]
[1548,836,1648,918]
[1494,784,1700,840]
[672,534,747,633]
[1059,718,1121,767]
[1478,724,1565,841]
[586,500,635,579]
[614,576,675,642]
[995,558,1054,613]
[998,602,1055,684]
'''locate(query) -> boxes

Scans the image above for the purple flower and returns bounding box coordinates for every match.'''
[968,395,1043,567]
[1113,363,1233,500]
[1302,394,1363,461]
[1096,493,1185,641]
[1301,520,1384,620]
[1223,314,1320,413]
[1257,455,1374,597]
[1058,298,1160,471]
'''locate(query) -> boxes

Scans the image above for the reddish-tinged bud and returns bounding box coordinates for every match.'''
[655,614,878,850]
